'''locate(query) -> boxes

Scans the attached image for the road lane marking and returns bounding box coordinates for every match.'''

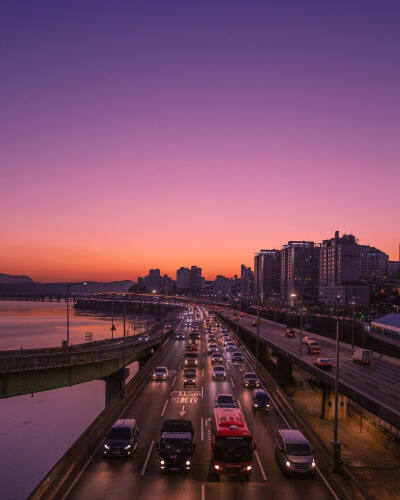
[316,467,340,500]
[201,368,204,377]
[161,398,168,417]
[201,484,205,500]
[201,417,204,440]
[254,450,267,481]
[140,440,154,475]
[201,385,204,399]
[231,377,235,388]
[172,375,177,387]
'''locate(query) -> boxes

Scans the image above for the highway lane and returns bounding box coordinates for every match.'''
[222,309,400,413]
[68,309,335,500]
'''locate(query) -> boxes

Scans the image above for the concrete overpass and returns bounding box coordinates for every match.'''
[217,308,400,430]
[0,315,180,400]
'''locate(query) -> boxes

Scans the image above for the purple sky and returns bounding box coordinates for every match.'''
[1,1,399,281]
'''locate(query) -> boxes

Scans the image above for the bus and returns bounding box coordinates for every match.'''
[211,407,255,480]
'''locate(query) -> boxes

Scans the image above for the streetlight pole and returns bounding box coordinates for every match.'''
[122,294,127,396]
[299,301,303,358]
[66,282,87,347]
[256,282,260,367]
[351,300,356,351]
[332,296,341,472]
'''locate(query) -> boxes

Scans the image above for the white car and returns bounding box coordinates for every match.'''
[212,365,226,380]
[153,366,169,380]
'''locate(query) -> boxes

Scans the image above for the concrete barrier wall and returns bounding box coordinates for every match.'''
[28,332,175,500]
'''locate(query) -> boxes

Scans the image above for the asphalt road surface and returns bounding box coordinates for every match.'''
[67,308,336,500]
[221,309,400,414]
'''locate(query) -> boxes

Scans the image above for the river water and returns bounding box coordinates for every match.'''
[0,300,153,500]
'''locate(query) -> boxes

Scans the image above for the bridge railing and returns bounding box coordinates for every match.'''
[0,315,175,373]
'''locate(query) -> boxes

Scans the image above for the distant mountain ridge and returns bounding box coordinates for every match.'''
[0,277,135,295]
[0,273,34,284]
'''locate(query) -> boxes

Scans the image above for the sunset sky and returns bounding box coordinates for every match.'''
[1,1,399,282]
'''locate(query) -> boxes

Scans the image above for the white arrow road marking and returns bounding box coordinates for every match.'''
[179,405,186,416]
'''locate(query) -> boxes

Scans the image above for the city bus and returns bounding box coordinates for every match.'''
[211,407,255,480]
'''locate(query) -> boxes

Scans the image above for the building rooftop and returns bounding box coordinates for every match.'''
[371,313,400,333]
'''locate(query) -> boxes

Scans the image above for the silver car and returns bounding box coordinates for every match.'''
[212,365,226,380]
[275,429,316,476]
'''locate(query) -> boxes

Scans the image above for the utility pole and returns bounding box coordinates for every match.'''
[256,281,260,367]
[122,294,127,396]
[332,296,342,472]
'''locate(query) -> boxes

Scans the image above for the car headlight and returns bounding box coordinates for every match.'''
[160,460,165,465]
[312,460,316,467]
[254,404,258,407]
[266,404,270,408]
[214,465,220,470]
[186,460,191,466]
[104,444,110,450]
[285,460,291,468]
[124,444,131,450]
[246,465,252,471]
[184,379,187,382]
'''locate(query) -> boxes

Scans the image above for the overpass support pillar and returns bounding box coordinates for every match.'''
[276,354,292,380]
[320,385,347,420]
[103,369,124,406]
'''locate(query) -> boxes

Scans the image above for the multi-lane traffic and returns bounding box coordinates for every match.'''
[67,307,336,500]
[221,309,400,414]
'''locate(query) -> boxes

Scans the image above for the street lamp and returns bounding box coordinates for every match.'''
[122,293,127,396]
[66,282,87,347]
[256,281,260,367]
[332,295,342,472]
[351,299,356,351]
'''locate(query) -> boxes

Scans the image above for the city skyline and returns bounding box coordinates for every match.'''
[2,1,400,281]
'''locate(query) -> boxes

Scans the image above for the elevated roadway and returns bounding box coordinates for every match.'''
[219,308,400,429]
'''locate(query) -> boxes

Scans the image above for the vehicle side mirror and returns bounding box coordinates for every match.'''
[155,442,160,451]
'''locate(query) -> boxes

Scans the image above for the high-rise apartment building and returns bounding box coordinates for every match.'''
[144,268,162,292]
[240,265,254,299]
[319,231,368,305]
[214,275,233,297]
[360,245,389,282]
[176,266,202,293]
[189,266,202,291]
[388,261,400,279]
[280,241,320,301]
[176,267,191,291]
[254,250,281,301]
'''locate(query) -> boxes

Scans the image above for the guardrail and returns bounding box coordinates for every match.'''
[28,327,178,500]
[0,316,173,373]
[217,313,371,500]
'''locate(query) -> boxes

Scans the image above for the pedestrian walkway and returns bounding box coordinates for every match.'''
[291,370,400,500]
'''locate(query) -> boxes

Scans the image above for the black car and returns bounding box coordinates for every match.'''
[183,369,197,387]
[176,333,185,340]
[251,390,271,413]
[243,372,260,388]
[104,419,139,457]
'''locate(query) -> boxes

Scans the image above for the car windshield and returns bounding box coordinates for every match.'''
[218,396,234,404]
[107,427,131,440]
[185,353,198,358]
[184,371,196,377]
[160,439,191,454]
[286,443,312,456]
[214,436,252,462]
[214,367,224,371]
[213,354,222,358]
[245,373,257,379]
[155,368,167,373]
